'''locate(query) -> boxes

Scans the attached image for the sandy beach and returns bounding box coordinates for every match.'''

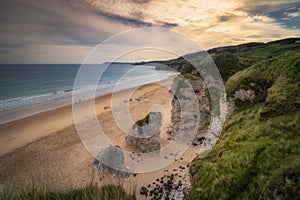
[0,77,201,199]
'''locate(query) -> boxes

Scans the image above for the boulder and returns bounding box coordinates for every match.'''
[93,145,131,179]
[126,112,162,153]
[140,186,149,195]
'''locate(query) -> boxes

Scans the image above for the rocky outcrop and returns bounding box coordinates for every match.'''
[126,112,162,153]
[226,97,237,117]
[228,80,272,114]
[93,145,131,179]
[225,88,255,117]
[234,88,255,102]
[167,76,211,145]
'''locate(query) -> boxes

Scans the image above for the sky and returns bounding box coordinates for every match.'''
[0,0,299,63]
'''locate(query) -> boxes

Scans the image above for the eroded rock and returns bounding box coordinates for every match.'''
[126,112,162,153]
[167,76,211,145]
[93,145,131,179]
[234,88,255,102]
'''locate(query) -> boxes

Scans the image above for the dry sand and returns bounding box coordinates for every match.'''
[0,78,202,198]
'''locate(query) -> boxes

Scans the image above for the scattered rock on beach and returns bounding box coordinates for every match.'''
[140,186,149,195]
[141,171,192,200]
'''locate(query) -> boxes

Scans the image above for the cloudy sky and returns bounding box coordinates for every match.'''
[0,0,299,63]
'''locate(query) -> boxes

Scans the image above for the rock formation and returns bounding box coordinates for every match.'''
[126,112,162,153]
[234,88,255,102]
[167,76,211,146]
[93,145,131,179]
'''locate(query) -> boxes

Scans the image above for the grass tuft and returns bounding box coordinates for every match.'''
[0,182,136,200]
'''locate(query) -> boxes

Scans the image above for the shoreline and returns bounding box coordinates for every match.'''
[0,75,202,200]
[0,74,178,125]
[0,77,175,156]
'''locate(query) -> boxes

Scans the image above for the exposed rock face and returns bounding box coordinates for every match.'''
[227,87,256,116]
[167,76,211,146]
[93,145,131,179]
[226,97,237,117]
[229,80,273,114]
[126,112,162,153]
[234,88,255,102]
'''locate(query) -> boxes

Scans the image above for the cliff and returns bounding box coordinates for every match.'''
[187,45,300,199]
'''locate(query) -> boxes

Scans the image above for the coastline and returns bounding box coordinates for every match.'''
[0,75,202,199]
[0,77,175,156]
[0,73,178,125]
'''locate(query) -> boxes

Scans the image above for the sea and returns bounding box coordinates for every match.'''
[0,63,177,124]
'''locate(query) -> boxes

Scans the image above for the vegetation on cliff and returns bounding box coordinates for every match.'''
[187,39,300,199]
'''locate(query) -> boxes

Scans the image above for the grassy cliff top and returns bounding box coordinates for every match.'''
[187,43,300,199]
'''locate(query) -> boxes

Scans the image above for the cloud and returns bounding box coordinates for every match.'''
[0,0,299,63]
[217,13,237,22]
[82,0,299,48]
[93,10,153,27]
[0,44,93,64]
[0,0,146,63]
[285,11,300,18]
[0,0,138,45]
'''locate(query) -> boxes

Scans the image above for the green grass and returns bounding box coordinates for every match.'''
[187,49,300,199]
[226,51,300,112]
[187,103,300,199]
[238,43,300,59]
[208,38,300,59]
[0,183,136,200]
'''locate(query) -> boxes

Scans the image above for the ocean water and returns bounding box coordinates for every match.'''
[0,63,177,123]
